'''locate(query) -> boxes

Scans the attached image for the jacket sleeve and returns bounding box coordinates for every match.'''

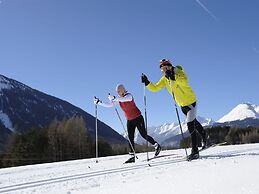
[146,77,166,92]
[98,100,119,108]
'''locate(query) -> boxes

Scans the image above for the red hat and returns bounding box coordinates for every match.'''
[159,59,172,68]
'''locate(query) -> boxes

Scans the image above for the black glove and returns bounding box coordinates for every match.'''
[141,74,150,86]
[165,70,175,80]
[94,97,101,105]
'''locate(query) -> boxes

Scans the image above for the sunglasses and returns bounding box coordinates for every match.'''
[159,63,172,68]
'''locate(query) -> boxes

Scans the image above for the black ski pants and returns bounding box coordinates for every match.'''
[181,102,206,152]
[127,115,156,153]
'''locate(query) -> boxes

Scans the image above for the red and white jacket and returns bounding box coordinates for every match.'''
[99,93,141,121]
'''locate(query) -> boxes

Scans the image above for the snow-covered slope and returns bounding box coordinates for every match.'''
[0,74,127,145]
[0,110,14,132]
[0,143,259,194]
[218,103,259,123]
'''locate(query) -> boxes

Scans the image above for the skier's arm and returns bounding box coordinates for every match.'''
[96,100,119,108]
[146,77,166,92]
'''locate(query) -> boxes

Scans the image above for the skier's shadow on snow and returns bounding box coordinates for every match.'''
[200,148,259,160]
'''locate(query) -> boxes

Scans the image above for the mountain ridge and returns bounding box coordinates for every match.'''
[0,74,127,147]
[128,103,259,146]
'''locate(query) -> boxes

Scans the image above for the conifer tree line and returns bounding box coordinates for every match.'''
[180,126,259,148]
[0,116,128,168]
[1,118,259,168]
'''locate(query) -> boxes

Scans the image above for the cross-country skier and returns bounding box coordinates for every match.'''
[141,59,207,160]
[94,84,161,163]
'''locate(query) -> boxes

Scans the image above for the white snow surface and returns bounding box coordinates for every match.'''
[1,143,259,194]
[218,103,259,123]
[0,110,14,132]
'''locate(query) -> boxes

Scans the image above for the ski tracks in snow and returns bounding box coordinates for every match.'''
[1,145,259,193]
[0,152,185,193]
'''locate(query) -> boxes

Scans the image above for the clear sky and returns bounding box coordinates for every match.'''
[1,0,258,133]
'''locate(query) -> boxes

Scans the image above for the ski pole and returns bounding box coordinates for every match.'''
[109,93,138,159]
[168,80,188,158]
[142,74,149,161]
[94,96,98,163]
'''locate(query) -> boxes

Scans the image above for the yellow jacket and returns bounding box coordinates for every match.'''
[146,66,196,107]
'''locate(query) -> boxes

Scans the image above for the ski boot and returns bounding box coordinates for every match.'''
[124,152,135,163]
[124,156,135,163]
[154,143,161,157]
[187,148,199,161]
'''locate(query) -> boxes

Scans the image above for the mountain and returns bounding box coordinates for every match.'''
[125,116,215,147]
[216,118,259,128]
[128,103,259,147]
[218,103,259,123]
[212,103,259,128]
[0,74,127,148]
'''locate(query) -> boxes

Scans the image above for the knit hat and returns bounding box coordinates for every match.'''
[116,84,126,92]
[159,58,172,68]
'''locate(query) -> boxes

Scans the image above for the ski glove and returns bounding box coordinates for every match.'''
[165,70,175,80]
[141,74,150,86]
[108,94,116,101]
[94,98,101,105]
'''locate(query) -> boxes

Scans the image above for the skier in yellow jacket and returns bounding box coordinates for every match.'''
[141,59,207,160]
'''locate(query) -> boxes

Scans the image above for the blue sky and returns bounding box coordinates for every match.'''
[0,0,258,133]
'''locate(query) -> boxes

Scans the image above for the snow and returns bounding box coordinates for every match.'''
[0,76,12,91]
[255,105,259,114]
[218,103,259,123]
[0,143,259,194]
[0,110,14,132]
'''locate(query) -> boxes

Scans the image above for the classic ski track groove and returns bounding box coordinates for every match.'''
[0,156,186,193]
[0,143,227,193]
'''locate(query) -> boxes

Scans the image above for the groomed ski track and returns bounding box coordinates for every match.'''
[0,151,185,193]
[1,144,259,194]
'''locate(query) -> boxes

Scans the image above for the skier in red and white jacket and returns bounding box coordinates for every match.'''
[94,84,161,163]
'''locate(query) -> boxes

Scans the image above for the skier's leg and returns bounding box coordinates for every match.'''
[187,120,198,152]
[136,115,156,145]
[194,119,203,133]
[182,103,200,145]
[127,120,136,153]
[185,103,197,123]
[136,115,161,156]
[187,120,199,160]
[181,104,199,158]
[191,102,207,147]
[194,119,207,147]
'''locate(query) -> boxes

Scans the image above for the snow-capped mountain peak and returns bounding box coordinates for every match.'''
[218,103,259,123]
[123,116,214,146]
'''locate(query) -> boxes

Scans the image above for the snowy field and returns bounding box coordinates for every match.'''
[0,143,259,194]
